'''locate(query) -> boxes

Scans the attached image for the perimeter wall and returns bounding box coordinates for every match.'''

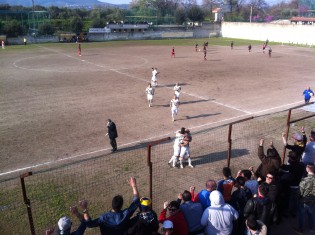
[221,22,315,45]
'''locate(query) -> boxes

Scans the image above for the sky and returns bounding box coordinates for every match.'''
[99,0,289,5]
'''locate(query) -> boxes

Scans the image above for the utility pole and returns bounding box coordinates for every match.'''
[250,5,252,23]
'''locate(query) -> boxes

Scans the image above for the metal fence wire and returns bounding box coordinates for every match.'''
[1,105,315,234]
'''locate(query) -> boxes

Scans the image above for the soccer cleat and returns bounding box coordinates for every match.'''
[180,164,184,169]
[188,165,194,168]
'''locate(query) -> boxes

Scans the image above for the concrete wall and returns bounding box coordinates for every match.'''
[221,22,315,45]
[7,35,58,45]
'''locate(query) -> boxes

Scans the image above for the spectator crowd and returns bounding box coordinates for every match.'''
[46,127,315,235]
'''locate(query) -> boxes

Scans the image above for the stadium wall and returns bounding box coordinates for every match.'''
[221,22,315,45]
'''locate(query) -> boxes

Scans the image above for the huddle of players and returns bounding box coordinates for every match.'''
[168,127,194,169]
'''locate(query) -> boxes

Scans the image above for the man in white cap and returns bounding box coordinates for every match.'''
[162,220,174,235]
[45,207,87,235]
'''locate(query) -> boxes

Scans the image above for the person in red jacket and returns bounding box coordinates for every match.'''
[158,201,189,235]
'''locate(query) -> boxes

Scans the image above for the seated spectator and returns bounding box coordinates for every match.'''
[191,180,217,210]
[241,168,258,196]
[244,183,273,230]
[301,130,315,165]
[217,167,235,203]
[245,214,267,235]
[158,200,189,235]
[201,190,239,235]
[45,204,87,235]
[282,126,307,161]
[127,197,159,235]
[230,176,252,235]
[162,220,174,235]
[177,188,204,235]
[80,177,140,235]
[255,139,281,180]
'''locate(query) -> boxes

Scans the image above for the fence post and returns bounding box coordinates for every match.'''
[20,172,35,235]
[227,124,232,168]
[147,144,152,201]
[282,109,292,164]
[147,137,171,209]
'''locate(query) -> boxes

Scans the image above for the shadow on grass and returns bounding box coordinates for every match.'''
[192,148,249,167]
[181,113,221,120]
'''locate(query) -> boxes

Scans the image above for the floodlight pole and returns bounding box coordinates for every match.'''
[250,6,252,23]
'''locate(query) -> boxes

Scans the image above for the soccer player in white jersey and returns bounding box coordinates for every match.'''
[168,128,185,168]
[170,95,179,122]
[179,129,194,168]
[151,68,159,86]
[145,83,155,107]
[173,82,181,99]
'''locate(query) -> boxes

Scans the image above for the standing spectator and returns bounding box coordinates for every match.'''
[170,95,180,122]
[294,164,315,234]
[162,220,174,235]
[231,41,234,49]
[171,47,175,58]
[158,201,189,235]
[106,119,118,152]
[173,83,181,99]
[195,43,198,52]
[203,44,207,61]
[302,130,315,165]
[303,86,314,104]
[282,127,307,161]
[243,184,273,230]
[255,139,281,180]
[245,214,267,235]
[1,40,5,49]
[24,37,27,45]
[127,197,159,235]
[201,190,239,235]
[230,176,252,235]
[146,83,155,107]
[280,151,305,217]
[177,189,204,235]
[81,177,140,235]
[192,180,217,210]
[241,169,259,196]
[217,167,236,203]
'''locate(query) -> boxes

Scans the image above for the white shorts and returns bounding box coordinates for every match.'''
[147,94,153,101]
[180,146,190,159]
[173,145,181,157]
[175,91,180,98]
[171,108,178,115]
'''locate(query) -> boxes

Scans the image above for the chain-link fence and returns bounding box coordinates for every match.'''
[1,104,315,234]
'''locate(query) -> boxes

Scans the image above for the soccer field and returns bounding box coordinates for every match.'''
[0,40,314,175]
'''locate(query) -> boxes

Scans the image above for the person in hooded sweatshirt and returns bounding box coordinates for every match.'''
[200,190,239,235]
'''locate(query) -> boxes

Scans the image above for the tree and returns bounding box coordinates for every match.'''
[175,6,186,24]
[91,18,106,28]
[38,23,55,35]
[70,16,83,33]
[187,5,204,23]
[3,20,25,37]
